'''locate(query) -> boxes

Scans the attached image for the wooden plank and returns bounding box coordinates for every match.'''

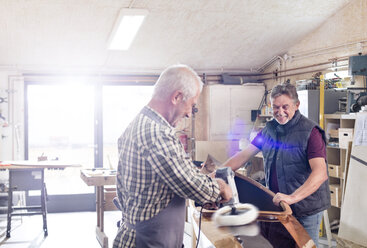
[189,200,242,248]
[96,226,109,248]
[0,160,81,169]
[338,152,367,246]
[342,141,353,202]
[189,174,315,248]
[338,113,367,246]
[80,169,116,186]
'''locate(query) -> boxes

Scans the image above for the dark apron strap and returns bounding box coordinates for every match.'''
[132,195,186,248]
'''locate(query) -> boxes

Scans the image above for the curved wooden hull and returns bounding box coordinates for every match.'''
[235,173,316,248]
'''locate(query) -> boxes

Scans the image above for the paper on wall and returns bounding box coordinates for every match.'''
[354,113,367,146]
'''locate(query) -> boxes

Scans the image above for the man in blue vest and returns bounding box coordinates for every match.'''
[224,83,330,247]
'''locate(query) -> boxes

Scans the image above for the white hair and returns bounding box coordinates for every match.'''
[152,64,203,101]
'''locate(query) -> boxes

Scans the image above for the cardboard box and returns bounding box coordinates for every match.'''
[329,129,339,138]
[328,164,341,178]
[330,184,342,207]
[338,128,354,149]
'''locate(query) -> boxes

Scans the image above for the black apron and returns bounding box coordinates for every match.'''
[127,195,186,248]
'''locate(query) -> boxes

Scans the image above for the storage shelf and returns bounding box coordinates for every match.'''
[324,113,355,234]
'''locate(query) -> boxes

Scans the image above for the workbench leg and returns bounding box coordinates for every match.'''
[96,186,100,228]
[100,186,104,232]
[42,182,48,236]
[96,186,108,248]
[323,210,332,248]
[96,186,105,231]
[6,184,13,238]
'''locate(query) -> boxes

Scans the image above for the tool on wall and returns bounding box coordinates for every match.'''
[190,104,198,160]
[319,75,325,129]
[0,97,7,104]
[0,96,8,126]
[0,108,8,128]
[347,88,367,113]
[0,108,9,128]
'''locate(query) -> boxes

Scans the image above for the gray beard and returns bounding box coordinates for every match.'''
[275,117,289,125]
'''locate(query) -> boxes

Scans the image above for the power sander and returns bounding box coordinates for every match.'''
[212,167,259,227]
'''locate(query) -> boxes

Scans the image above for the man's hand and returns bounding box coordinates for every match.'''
[202,202,219,210]
[273,192,296,206]
[215,178,233,203]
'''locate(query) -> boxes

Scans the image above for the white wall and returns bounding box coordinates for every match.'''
[0,71,25,161]
[193,0,367,156]
[2,0,367,161]
[264,0,367,89]
[208,84,264,140]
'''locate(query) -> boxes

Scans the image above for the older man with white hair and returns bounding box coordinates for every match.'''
[113,64,232,248]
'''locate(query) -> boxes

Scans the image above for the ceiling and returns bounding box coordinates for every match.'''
[0,0,352,74]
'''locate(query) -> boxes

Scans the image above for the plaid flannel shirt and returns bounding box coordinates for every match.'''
[113,106,220,248]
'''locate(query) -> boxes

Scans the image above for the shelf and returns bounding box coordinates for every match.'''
[324,113,357,120]
[327,145,347,150]
[328,164,343,179]
[331,205,341,209]
[327,145,339,149]
[324,114,355,233]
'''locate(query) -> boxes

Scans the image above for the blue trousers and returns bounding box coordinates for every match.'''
[297,211,323,247]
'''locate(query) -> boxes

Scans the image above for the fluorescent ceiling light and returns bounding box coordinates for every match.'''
[108,8,148,50]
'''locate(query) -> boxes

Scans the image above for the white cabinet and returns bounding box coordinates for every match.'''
[208,85,265,140]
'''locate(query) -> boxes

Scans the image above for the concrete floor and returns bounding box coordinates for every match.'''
[0,212,192,248]
[319,237,337,248]
[0,211,120,248]
[0,212,336,248]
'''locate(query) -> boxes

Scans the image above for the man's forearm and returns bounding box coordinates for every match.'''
[223,152,247,171]
[223,144,260,171]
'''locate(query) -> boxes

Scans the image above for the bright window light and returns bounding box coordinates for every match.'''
[108,8,148,50]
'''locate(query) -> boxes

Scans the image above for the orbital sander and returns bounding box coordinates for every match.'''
[212,167,259,227]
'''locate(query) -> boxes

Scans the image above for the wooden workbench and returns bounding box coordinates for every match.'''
[0,160,80,238]
[80,169,116,248]
[0,160,81,169]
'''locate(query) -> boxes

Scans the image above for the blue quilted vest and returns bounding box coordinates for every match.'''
[261,110,331,217]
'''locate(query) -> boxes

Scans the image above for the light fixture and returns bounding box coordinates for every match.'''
[108,8,148,50]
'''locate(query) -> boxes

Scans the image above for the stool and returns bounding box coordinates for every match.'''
[6,168,48,237]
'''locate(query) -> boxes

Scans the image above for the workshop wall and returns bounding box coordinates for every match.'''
[0,71,24,161]
[193,84,265,163]
[1,0,366,163]
[264,0,367,90]
[193,0,367,160]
